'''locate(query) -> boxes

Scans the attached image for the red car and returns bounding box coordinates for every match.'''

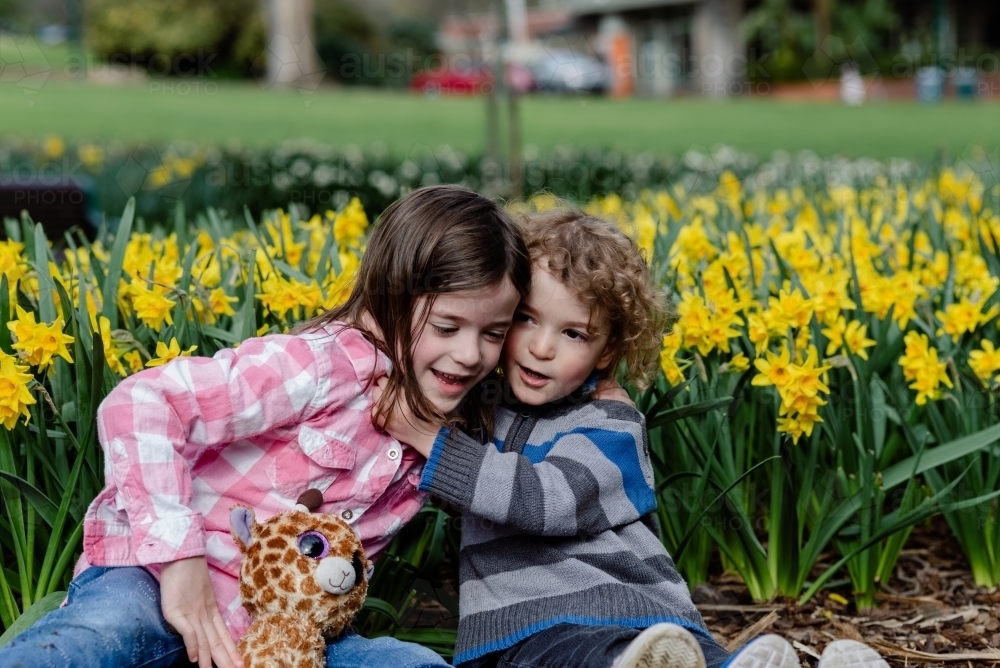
[410,63,533,95]
[410,64,493,95]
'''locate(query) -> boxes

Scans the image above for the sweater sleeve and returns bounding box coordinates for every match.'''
[419,402,657,536]
[95,331,356,565]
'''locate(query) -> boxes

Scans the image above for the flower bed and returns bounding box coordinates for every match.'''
[1,155,1000,660]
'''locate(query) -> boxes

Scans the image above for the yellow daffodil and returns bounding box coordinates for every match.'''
[0,350,36,429]
[843,320,876,360]
[128,282,176,330]
[7,306,74,370]
[969,339,1000,384]
[936,298,988,342]
[727,352,750,373]
[752,346,792,389]
[146,338,197,368]
[123,350,145,374]
[898,331,953,405]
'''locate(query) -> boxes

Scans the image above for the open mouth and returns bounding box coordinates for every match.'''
[517,364,550,388]
[432,369,473,393]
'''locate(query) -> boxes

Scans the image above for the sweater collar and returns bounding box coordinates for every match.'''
[502,372,600,415]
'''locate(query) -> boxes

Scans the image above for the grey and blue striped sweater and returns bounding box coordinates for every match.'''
[419,395,712,666]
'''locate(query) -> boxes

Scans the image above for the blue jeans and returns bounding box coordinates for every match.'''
[462,623,731,668]
[0,566,450,668]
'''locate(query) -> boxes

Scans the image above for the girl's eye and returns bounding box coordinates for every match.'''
[485,330,506,342]
[566,330,587,341]
[514,312,533,324]
[432,325,457,335]
[297,531,330,559]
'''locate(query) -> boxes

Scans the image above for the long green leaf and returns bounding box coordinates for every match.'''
[647,397,733,430]
[239,251,258,342]
[360,596,402,627]
[102,198,136,329]
[0,590,66,647]
[881,421,1000,489]
[0,472,57,527]
[33,224,56,324]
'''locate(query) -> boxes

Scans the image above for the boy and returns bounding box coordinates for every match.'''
[383,210,888,668]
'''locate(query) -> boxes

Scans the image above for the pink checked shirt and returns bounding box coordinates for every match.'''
[74,323,426,640]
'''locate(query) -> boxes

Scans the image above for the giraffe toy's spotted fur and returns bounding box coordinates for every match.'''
[230,505,370,668]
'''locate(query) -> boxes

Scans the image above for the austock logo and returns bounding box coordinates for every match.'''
[252,34,326,93]
[803,35,880,89]
[0,35,52,105]
[115,144,194,202]
[958,144,1000,195]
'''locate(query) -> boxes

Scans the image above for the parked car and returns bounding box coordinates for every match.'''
[410,63,493,95]
[524,48,609,94]
[410,61,536,95]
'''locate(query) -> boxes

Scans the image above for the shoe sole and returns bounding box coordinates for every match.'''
[615,623,706,668]
[727,635,800,668]
[818,640,889,668]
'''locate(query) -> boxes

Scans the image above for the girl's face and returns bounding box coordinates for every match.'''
[410,279,521,415]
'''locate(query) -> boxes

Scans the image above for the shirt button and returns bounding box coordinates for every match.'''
[341,509,353,521]
[387,448,400,460]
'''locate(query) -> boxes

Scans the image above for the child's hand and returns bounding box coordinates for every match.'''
[160,556,244,668]
[593,379,636,408]
[371,376,439,458]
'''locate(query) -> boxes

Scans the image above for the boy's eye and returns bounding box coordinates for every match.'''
[514,312,532,324]
[565,329,587,341]
[485,330,506,342]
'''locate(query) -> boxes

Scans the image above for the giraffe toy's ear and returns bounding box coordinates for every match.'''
[230,506,255,553]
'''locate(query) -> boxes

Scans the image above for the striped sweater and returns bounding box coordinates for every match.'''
[419,395,712,666]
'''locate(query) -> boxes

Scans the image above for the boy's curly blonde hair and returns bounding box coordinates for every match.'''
[522,208,673,389]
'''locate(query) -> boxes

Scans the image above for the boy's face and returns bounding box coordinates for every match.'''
[501,265,614,406]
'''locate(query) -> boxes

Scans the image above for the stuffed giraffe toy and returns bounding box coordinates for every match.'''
[230,490,372,668]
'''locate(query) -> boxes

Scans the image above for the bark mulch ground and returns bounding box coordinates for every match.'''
[698,517,1000,666]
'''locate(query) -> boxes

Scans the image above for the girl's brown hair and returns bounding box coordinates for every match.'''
[522,208,672,388]
[298,184,530,434]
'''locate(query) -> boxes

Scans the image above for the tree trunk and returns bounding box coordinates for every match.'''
[260,0,321,90]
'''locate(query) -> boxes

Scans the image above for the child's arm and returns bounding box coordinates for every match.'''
[97,333,361,666]
[385,399,656,537]
[160,556,242,668]
[98,333,351,563]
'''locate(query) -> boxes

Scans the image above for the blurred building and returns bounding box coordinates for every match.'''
[438,0,744,98]
[438,0,1000,100]
[537,0,744,98]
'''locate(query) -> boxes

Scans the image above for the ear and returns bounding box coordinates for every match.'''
[230,506,255,553]
[594,342,616,371]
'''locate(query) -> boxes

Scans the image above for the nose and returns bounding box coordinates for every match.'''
[316,556,356,594]
[528,329,555,360]
[451,332,482,368]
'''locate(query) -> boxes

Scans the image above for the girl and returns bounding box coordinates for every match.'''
[0,184,530,668]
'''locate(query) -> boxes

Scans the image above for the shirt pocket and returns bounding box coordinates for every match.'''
[268,425,356,497]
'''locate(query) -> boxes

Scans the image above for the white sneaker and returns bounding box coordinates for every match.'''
[613,623,707,668]
[727,635,799,668]
[817,640,889,668]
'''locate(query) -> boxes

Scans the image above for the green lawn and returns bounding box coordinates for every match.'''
[1,78,999,159]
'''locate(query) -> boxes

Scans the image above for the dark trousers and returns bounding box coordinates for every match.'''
[463,623,732,668]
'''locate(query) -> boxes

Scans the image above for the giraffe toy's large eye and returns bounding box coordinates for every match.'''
[297,531,330,559]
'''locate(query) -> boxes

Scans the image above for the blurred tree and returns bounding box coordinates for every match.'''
[744,0,900,81]
[314,0,437,86]
[813,0,831,43]
[0,0,23,31]
[833,0,899,54]
[85,0,264,77]
[743,0,816,80]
